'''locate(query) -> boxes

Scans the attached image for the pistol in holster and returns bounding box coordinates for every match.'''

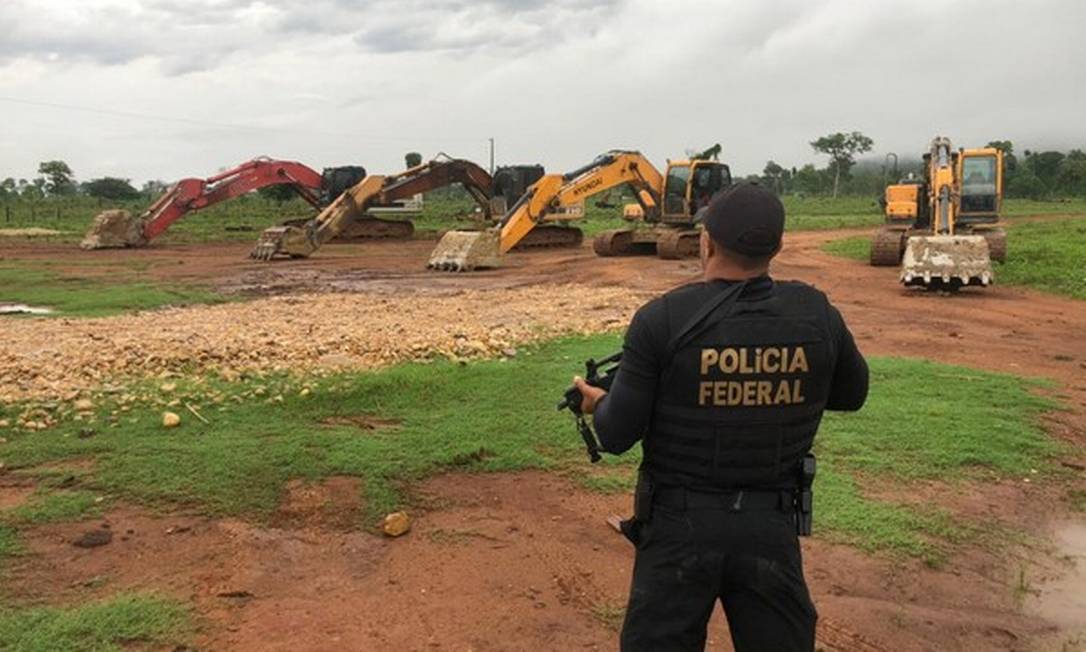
[794,453,816,537]
[618,470,655,546]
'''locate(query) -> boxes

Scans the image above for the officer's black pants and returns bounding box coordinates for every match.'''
[620,505,816,651]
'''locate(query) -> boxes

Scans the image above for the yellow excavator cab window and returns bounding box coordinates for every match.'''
[663,164,691,215]
[960,154,999,214]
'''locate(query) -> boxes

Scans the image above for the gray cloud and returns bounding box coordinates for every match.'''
[0,0,1082,185]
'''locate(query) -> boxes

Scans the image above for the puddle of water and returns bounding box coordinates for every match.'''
[1028,521,1086,628]
[0,304,54,315]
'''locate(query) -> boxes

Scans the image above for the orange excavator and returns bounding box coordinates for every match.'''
[249,155,495,260]
[80,158,369,249]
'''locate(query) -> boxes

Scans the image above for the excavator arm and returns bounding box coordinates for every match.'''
[249,157,493,260]
[80,158,328,249]
[427,150,663,270]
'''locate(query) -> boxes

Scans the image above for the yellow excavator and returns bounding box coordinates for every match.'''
[427,148,731,270]
[871,137,1006,289]
[249,156,495,260]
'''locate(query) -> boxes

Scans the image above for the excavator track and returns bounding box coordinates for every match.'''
[870,227,906,266]
[978,228,1007,263]
[592,229,634,257]
[655,229,699,259]
[512,225,583,250]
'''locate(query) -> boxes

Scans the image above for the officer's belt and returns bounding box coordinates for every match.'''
[653,486,790,512]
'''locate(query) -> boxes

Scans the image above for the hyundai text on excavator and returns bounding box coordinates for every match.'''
[870,137,1006,289]
[80,158,369,249]
[249,156,496,260]
[426,147,731,271]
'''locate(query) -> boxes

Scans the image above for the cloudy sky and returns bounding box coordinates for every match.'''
[1,0,1084,184]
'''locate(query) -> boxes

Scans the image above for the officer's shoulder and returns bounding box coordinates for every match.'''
[774,279,830,304]
[656,281,717,313]
[633,282,705,323]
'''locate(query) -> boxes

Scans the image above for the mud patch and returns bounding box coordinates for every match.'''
[269,476,363,531]
[1027,521,1086,630]
[1,472,1070,650]
[0,483,36,510]
[317,414,401,432]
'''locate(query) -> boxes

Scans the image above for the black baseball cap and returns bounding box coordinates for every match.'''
[696,183,784,257]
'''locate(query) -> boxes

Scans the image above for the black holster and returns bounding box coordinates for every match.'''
[794,454,816,537]
[620,471,655,546]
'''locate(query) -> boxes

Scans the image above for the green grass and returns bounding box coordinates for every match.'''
[1002,197,1086,217]
[997,219,1086,299]
[0,526,20,561]
[0,195,312,245]
[0,490,101,527]
[0,264,226,317]
[4,195,1084,249]
[821,236,871,261]
[0,336,1063,566]
[0,593,191,652]
[820,217,1086,299]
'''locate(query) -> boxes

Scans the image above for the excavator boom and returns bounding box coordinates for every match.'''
[250,157,493,260]
[80,158,335,250]
[427,150,664,270]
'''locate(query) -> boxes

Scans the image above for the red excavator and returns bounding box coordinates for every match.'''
[80,157,369,249]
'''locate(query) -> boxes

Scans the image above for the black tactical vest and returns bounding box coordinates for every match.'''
[643,280,837,490]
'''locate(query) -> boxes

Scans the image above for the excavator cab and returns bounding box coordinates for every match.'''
[958,149,1002,221]
[320,166,367,206]
[660,160,731,223]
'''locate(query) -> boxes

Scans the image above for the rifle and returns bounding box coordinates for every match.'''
[556,352,622,463]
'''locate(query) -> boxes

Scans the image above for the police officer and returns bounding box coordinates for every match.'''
[574,183,868,651]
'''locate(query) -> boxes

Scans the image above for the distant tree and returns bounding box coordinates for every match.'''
[1007,169,1047,199]
[83,177,141,201]
[405,152,423,168]
[810,131,874,198]
[793,164,826,195]
[1025,150,1066,189]
[762,161,785,194]
[258,184,298,203]
[1056,157,1086,196]
[986,140,1018,187]
[0,177,14,199]
[141,180,170,197]
[37,160,76,195]
[22,178,46,200]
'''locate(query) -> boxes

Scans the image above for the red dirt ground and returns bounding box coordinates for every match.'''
[2,229,1085,650]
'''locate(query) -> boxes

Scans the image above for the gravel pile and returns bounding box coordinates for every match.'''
[1,285,647,404]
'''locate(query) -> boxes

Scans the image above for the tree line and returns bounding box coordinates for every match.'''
[762,134,1086,199]
[0,161,164,202]
[3,140,1085,204]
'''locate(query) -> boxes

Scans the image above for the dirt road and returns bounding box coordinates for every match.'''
[3,230,1085,650]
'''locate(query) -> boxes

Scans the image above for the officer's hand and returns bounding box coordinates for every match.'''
[573,376,607,415]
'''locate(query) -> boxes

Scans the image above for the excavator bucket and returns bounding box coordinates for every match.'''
[426,229,502,271]
[249,224,316,260]
[80,210,147,250]
[900,235,993,289]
